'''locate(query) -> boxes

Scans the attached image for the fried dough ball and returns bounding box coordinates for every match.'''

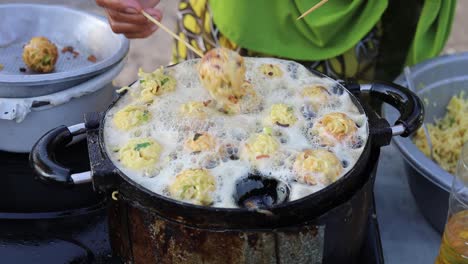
[185,133,216,152]
[259,63,283,78]
[243,133,280,162]
[113,105,151,130]
[138,67,176,103]
[22,37,58,73]
[235,81,263,114]
[293,149,343,185]
[269,104,297,127]
[119,138,161,170]
[198,48,247,113]
[169,169,216,205]
[179,101,210,119]
[301,85,331,110]
[310,112,358,146]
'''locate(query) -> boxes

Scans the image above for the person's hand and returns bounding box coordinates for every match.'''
[96,0,162,39]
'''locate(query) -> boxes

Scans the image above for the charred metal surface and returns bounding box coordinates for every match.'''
[85,112,121,193]
[321,148,378,264]
[108,200,133,263]
[128,205,158,264]
[108,202,329,264]
[146,207,277,264]
[275,225,324,263]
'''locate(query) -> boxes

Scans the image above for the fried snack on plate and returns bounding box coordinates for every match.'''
[22,37,58,73]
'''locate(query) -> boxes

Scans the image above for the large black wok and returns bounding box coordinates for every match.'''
[29,69,423,263]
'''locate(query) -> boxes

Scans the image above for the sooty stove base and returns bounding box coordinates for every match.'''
[0,204,384,264]
[0,208,115,264]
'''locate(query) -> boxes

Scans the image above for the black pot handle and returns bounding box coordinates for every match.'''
[30,123,92,186]
[357,81,424,137]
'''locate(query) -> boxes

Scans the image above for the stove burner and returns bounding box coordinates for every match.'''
[0,140,103,214]
[0,208,116,264]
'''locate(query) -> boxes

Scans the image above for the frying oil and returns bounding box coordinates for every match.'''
[435,210,468,264]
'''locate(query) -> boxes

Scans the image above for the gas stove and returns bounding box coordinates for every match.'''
[0,208,114,263]
[0,140,111,263]
[0,140,103,213]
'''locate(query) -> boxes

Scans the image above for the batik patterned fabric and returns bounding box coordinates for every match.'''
[172,0,382,81]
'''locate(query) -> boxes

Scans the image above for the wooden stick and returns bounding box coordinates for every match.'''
[296,0,329,20]
[141,10,204,57]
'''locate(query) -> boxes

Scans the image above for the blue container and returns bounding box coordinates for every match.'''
[384,53,468,233]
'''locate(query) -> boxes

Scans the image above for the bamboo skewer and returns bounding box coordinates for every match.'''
[297,0,329,20]
[141,10,204,57]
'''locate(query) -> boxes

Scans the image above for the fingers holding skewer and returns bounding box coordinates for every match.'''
[97,0,162,38]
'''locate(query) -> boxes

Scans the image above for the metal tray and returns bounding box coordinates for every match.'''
[0,4,129,98]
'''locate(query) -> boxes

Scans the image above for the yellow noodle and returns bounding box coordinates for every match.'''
[414,92,468,174]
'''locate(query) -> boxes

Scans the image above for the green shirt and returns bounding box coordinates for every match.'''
[210,0,456,65]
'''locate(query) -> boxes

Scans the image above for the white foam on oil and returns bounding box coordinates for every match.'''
[103,58,368,208]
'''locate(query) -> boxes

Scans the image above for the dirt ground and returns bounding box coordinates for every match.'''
[1,0,467,86]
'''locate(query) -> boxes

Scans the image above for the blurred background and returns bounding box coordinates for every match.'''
[0,0,466,87]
